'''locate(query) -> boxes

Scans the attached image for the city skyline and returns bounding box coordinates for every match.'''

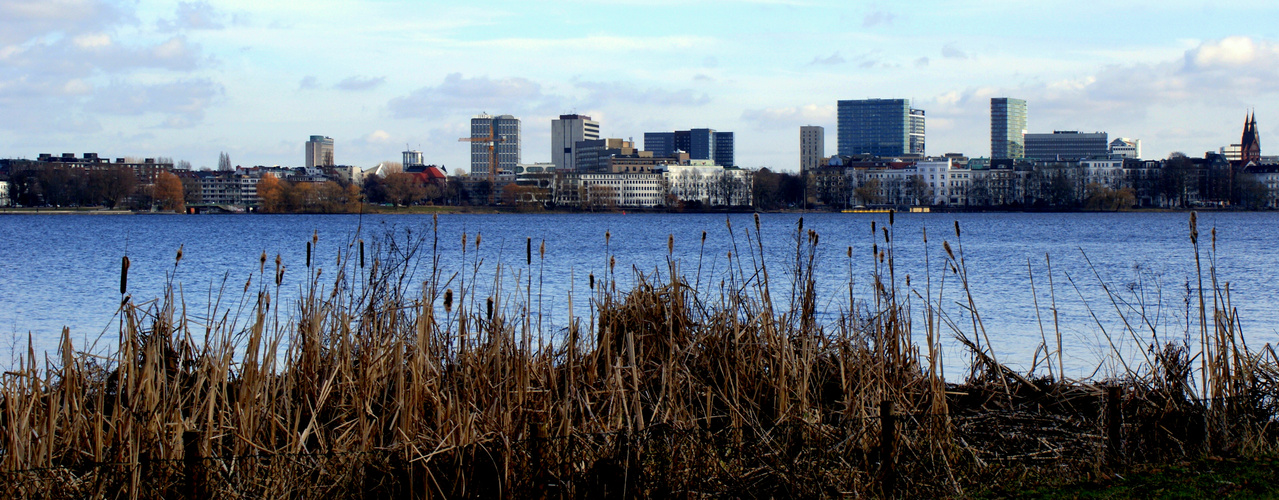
[1,0,1278,171]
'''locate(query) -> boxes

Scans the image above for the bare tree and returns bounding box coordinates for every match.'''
[218,152,232,171]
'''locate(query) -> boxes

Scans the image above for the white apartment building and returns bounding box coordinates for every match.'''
[662,161,752,207]
[578,173,665,208]
[914,159,970,205]
[1080,158,1125,188]
[1109,138,1141,159]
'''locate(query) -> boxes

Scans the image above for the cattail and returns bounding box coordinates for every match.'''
[486,297,493,320]
[175,244,184,265]
[243,276,252,293]
[883,227,889,243]
[527,237,532,266]
[922,226,928,244]
[609,255,615,273]
[954,220,961,237]
[589,273,595,290]
[668,234,674,255]
[306,241,312,268]
[889,209,895,226]
[943,240,955,260]
[906,275,910,287]
[260,250,267,273]
[475,233,481,250]
[275,254,283,286]
[727,251,732,260]
[358,239,365,269]
[871,221,876,234]
[1189,212,1198,245]
[443,289,454,313]
[701,230,707,244]
[462,232,468,250]
[797,217,803,232]
[754,212,760,232]
[605,230,611,245]
[312,230,318,245]
[847,246,852,258]
[119,256,130,295]
[873,243,878,256]
[1212,227,1217,250]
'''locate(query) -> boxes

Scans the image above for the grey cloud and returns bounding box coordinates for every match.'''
[1,34,204,77]
[335,76,386,91]
[863,11,895,28]
[942,43,970,60]
[576,81,710,107]
[388,73,550,119]
[851,50,897,69]
[921,36,1279,148]
[915,57,930,67]
[158,1,225,32]
[86,78,223,128]
[809,52,845,66]
[298,76,320,90]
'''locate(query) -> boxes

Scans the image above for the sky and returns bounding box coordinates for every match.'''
[2,0,1279,173]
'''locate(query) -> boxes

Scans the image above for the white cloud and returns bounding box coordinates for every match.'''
[1184,36,1279,70]
[740,104,835,129]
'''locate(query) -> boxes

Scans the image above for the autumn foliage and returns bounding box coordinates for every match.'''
[257,173,362,213]
[153,171,185,213]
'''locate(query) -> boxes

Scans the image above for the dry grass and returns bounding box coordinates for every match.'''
[2,213,1277,498]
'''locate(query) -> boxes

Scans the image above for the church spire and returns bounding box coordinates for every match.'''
[1241,110,1261,164]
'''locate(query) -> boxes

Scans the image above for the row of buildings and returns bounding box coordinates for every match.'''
[466,113,736,175]
[810,152,1278,209]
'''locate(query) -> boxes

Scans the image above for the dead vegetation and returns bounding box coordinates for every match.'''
[2,213,1277,498]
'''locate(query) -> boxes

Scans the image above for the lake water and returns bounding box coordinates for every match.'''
[1,211,1275,380]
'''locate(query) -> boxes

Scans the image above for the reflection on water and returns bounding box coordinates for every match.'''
[1,211,1275,379]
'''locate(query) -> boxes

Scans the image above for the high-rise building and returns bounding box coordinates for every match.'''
[909,109,926,155]
[305,135,334,167]
[800,126,824,173]
[714,131,735,167]
[643,128,734,166]
[1024,131,1109,160]
[551,114,599,171]
[990,98,1028,159]
[470,114,521,176]
[837,99,921,157]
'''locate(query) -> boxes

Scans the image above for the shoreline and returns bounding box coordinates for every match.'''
[0,205,1271,215]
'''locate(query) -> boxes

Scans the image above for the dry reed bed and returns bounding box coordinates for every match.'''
[2,213,1277,498]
